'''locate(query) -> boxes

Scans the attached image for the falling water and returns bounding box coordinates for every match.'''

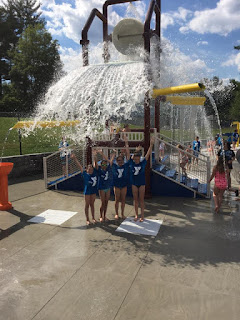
[0,128,13,162]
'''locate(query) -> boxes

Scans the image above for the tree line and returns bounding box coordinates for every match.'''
[0,0,64,113]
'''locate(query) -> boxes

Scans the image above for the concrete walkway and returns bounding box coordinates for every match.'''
[1,177,240,320]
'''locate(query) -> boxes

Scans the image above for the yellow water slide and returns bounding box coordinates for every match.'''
[12,120,80,129]
[165,96,206,105]
[152,83,205,98]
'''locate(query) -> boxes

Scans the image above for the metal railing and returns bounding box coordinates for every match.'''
[154,132,211,197]
[43,145,86,188]
[93,131,144,142]
[157,132,209,162]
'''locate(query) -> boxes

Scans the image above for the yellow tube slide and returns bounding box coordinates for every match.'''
[152,83,205,98]
[12,120,80,129]
[166,96,206,106]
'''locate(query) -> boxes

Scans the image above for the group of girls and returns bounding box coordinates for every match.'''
[71,136,154,225]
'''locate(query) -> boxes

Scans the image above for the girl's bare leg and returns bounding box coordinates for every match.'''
[114,187,121,219]
[99,190,105,222]
[132,185,139,221]
[103,190,111,221]
[139,186,145,222]
[120,186,127,219]
[84,195,91,224]
[213,186,220,213]
[218,189,225,210]
[90,194,96,223]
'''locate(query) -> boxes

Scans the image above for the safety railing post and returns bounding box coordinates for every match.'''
[43,157,48,189]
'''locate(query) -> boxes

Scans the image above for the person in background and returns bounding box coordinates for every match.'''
[209,156,229,213]
[71,150,98,225]
[59,136,71,176]
[192,136,201,165]
[217,141,235,189]
[122,124,131,133]
[186,144,193,170]
[232,129,239,150]
[177,144,188,175]
[159,137,165,161]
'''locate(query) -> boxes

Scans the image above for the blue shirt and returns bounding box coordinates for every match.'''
[98,165,112,190]
[82,169,98,195]
[193,140,200,152]
[233,132,239,142]
[112,161,130,188]
[129,158,147,186]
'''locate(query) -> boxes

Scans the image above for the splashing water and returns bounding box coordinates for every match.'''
[0,128,13,162]
[31,61,151,143]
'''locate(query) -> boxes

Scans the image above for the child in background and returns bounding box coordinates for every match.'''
[159,138,165,161]
[186,144,193,171]
[209,156,229,213]
[177,144,188,175]
[71,151,98,225]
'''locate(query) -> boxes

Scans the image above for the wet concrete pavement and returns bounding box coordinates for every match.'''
[1,177,240,320]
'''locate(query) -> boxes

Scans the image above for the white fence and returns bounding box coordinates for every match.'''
[43,145,86,188]
[93,131,144,142]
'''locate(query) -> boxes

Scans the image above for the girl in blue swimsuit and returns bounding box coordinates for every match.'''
[111,136,130,220]
[97,150,115,222]
[129,136,154,222]
[71,151,98,225]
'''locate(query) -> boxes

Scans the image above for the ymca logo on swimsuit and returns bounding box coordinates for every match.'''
[117,169,124,178]
[134,166,141,175]
[90,176,97,186]
[103,171,109,181]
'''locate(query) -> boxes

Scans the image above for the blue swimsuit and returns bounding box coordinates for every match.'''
[129,158,147,187]
[112,161,130,188]
[82,169,98,195]
[98,165,112,190]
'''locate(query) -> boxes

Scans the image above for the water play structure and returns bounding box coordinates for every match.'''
[37,0,210,198]
[4,0,211,199]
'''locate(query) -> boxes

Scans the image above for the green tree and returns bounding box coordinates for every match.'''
[203,76,233,126]
[230,80,240,120]
[0,0,43,94]
[8,23,63,112]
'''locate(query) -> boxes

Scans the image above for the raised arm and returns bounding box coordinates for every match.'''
[97,149,111,163]
[92,149,98,170]
[71,153,83,173]
[109,150,116,166]
[145,136,155,161]
[123,134,130,160]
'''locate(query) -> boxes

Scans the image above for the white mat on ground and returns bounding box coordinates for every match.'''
[28,209,78,225]
[116,217,163,236]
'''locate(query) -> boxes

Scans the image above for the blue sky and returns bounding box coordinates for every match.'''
[6,0,240,80]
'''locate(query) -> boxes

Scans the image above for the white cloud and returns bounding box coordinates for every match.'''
[197,41,208,46]
[222,52,240,71]
[180,0,240,36]
[161,7,192,30]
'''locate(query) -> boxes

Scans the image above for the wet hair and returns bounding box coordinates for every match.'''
[177,144,184,150]
[117,155,124,161]
[133,152,141,157]
[216,156,225,173]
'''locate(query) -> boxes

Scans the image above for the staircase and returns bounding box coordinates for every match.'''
[152,134,211,198]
